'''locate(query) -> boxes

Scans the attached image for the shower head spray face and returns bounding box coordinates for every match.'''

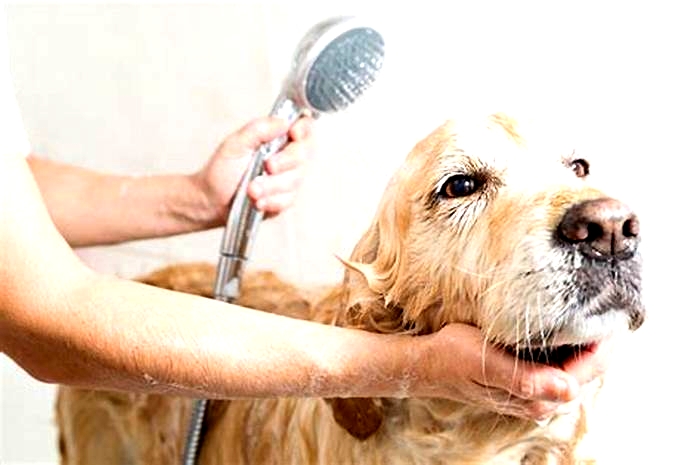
[282,16,385,114]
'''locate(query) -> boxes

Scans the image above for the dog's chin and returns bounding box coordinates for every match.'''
[501,305,635,369]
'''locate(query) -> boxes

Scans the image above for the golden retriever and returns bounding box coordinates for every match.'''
[55,113,644,464]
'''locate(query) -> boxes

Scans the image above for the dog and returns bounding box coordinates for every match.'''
[55,113,644,464]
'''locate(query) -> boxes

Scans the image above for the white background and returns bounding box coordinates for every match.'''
[1,2,697,464]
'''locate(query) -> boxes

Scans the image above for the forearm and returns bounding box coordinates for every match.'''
[27,156,222,247]
[1,155,411,399]
[4,272,412,399]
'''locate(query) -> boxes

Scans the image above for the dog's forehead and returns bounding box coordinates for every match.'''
[422,116,530,171]
[412,114,569,176]
[453,120,522,169]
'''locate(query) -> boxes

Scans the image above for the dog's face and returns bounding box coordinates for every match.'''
[344,113,644,365]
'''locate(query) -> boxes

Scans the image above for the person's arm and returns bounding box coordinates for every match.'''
[27,117,312,247]
[1,152,583,417]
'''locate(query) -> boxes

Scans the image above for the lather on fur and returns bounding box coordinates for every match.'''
[56,113,644,464]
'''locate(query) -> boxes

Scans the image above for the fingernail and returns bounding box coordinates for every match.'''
[555,377,578,402]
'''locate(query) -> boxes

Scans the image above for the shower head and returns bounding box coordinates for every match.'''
[279,15,385,114]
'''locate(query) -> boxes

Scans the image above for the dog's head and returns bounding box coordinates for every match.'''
[330,113,644,439]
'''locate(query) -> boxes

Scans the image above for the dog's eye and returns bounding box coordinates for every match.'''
[570,158,590,178]
[440,175,479,198]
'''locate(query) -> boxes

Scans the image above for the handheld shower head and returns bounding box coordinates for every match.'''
[215,16,385,302]
[280,16,385,114]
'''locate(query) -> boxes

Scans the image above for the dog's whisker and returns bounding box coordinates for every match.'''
[534,292,551,365]
[524,300,535,364]
[480,318,503,408]
[506,308,522,406]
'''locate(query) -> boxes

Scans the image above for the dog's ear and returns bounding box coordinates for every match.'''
[337,195,411,334]
[341,177,411,321]
[326,398,384,441]
[323,190,410,441]
[323,242,390,440]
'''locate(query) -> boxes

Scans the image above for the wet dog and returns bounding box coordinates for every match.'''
[56,113,644,464]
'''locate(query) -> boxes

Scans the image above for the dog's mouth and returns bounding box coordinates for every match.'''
[505,342,599,368]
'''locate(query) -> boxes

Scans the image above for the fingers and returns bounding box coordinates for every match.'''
[221,117,291,155]
[478,346,579,403]
[246,130,314,213]
[437,324,579,403]
[473,384,562,421]
[248,169,303,213]
[422,324,584,422]
[264,141,307,175]
[417,324,587,424]
[220,116,313,213]
[221,116,315,155]
[289,117,313,141]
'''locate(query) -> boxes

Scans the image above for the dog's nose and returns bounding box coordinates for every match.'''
[558,198,640,260]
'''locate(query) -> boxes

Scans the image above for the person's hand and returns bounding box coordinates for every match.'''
[412,323,610,422]
[192,116,316,226]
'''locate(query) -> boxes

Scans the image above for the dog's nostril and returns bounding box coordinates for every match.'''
[558,198,640,260]
[586,222,604,242]
[622,216,640,238]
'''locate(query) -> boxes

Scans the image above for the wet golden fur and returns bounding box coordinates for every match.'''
[56,114,643,464]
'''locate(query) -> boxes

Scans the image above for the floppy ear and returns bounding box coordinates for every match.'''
[337,178,412,333]
[324,189,409,440]
[326,397,385,441]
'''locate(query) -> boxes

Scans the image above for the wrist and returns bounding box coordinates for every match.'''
[398,333,434,398]
[364,332,426,399]
[175,172,228,230]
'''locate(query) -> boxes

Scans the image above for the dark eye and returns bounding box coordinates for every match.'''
[439,175,479,198]
[571,158,590,178]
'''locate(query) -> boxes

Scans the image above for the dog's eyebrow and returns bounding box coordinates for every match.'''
[435,153,489,178]
[560,149,580,164]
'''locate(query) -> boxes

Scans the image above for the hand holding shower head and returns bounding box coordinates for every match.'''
[215,16,385,302]
[184,16,385,465]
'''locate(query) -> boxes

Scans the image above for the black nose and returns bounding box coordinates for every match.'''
[558,198,640,260]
